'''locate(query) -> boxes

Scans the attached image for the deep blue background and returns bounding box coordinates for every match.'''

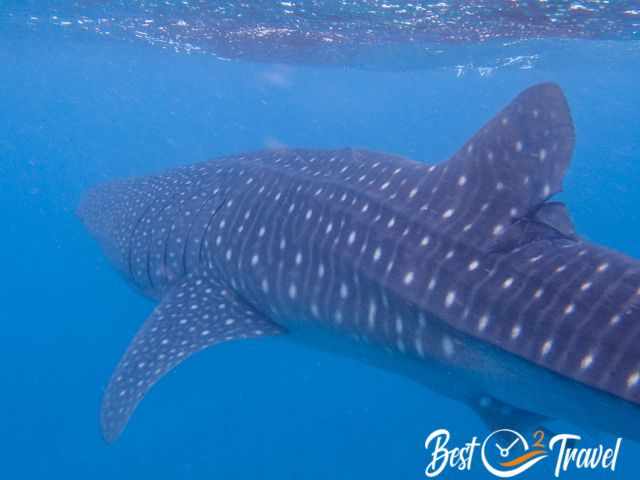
[1,19,639,480]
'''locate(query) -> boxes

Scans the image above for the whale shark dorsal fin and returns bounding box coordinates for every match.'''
[100,272,285,443]
[424,83,575,251]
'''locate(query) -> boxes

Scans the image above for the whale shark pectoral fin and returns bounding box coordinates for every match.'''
[470,395,549,436]
[100,272,285,443]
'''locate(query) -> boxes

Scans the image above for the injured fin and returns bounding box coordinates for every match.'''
[100,272,285,443]
[532,201,576,238]
[489,201,578,253]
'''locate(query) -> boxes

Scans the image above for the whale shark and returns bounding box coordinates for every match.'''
[79,83,640,443]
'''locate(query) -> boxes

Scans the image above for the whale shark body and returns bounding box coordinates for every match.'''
[79,83,640,443]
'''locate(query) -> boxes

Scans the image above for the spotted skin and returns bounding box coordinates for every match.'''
[79,83,640,443]
[100,271,284,440]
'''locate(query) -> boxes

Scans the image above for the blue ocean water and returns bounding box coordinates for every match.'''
[2,2,640,479]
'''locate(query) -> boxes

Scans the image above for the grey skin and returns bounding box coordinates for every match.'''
[78,83,640,443]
